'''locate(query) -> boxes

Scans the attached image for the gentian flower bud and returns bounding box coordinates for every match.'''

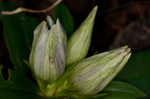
[29,18,67,82]
[69,46,131,95]
[66,6,98,65]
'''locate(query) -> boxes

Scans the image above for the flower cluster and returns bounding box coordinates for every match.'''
[29,6,131,98]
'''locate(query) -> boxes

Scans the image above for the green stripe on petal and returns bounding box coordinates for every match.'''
[66,6,98,65]
[69,46,131,95]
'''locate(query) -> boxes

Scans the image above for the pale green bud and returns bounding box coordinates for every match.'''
[66,6,98,65]
[69,46,131,95]
[29,19,67,82]
[46,16,54,28]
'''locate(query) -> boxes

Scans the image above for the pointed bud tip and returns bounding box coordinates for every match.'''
[56,19,61,26]
[41,21,47,25]
[122,45,128,48]
[126,47,131,53]
[56,18,60,22]
[36,21,48,32]
[46,16,54,27]
[114,45,131,54]
[125,48,132,58]
[91,5,98,15]
[127,52,132,58]
[122,45,131,54]
[94,5,98,11]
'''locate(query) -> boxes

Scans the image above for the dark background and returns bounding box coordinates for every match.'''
[0,0,150,98]
[1,0,150,67]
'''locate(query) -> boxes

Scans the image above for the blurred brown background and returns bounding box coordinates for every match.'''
[1,0,150,68]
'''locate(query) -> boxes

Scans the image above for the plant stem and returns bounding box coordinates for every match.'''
[1,0,62,15]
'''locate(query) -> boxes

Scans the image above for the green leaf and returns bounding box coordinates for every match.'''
[0,81,42,99]
[116,51,150,95]
[0,2,40,72]
[0,65,4,81]
[1,69,40,96]
[100,92,137,99]
[54,3,74,38]
[0,78,61,99]
[0,80,42,99]
[0,2,41,96]
[103,81,146,98]
[8,70,40,94]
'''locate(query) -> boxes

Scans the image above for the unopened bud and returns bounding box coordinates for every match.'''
[69,46,131,95]
[29,19,67,82]
[66,6,98,65]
